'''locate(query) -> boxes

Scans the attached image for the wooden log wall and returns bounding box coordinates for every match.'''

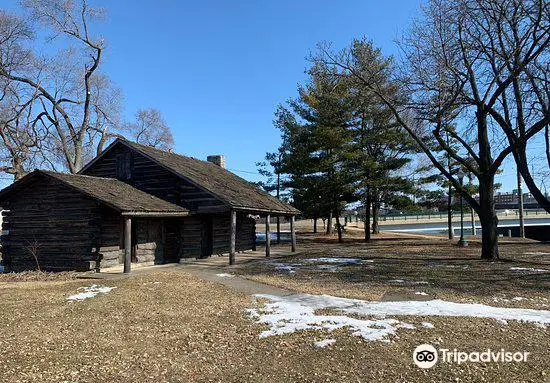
[97,208,123,268]
[83,144,227,213]
[212,213,255,254]
[1,178,102,272]
[180,216,203,258]
[133,218,164,264]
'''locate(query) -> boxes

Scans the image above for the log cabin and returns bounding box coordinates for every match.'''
[0,139,299,272]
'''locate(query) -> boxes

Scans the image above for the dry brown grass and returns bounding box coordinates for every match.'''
[0,270,82,283]
[236,233,550,309]
[1,234,550,382]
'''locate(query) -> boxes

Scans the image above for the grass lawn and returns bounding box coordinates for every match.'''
[0,233,549,382]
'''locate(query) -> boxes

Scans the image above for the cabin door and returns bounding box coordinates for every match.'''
[200,217,213,258]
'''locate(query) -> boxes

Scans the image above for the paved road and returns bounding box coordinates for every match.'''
[380,217,550,233]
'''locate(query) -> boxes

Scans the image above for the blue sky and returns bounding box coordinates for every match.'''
[3,0,526,192]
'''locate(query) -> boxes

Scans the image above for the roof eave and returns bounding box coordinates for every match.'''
[232,205,300,216]
[121,211,190,217]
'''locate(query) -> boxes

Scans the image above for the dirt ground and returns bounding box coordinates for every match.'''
[0,233,549,382]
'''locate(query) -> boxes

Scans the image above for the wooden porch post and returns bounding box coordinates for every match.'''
[290,215,296,252]
[229,209,236,265]
[124,217,132,274]
[265,214,271,258]
[276,216,281,244]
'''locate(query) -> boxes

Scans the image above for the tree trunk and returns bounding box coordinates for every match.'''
[514,148,550,213]
[326,211,333,235]
[313,217,318,233]
[478,175,500,260]
[470,206,476,236]
[364,194,371,242]
[372,197,380,235]
[335,214,343,243]
[447,184,454,239]
[516,169,525,238]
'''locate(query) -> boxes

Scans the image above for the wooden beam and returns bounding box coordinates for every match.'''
[290,215,296,252]
[229,209,236,265]
[265,214,271,258]
[276,216,281,244]
[124,217,132,273]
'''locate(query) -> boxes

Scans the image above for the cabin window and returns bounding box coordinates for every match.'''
[116,152,133,181]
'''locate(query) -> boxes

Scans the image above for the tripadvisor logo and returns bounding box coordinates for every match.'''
[413,344,530,369]
[413,344,438,369]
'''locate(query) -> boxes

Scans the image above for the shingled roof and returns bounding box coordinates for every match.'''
[85,139,299,215]
[0,170,189,216]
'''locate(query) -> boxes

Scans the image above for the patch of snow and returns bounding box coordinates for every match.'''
[415,292,428,296]
[67,285,116,302]
[421,322,435,329]
[304,257,371,265]
[524,252,550,256]
[316,265,342,272]
[496,319,508,325]
[427,263,469,269]
[246,294,416,343]
[275,265,296,274]
[216,273,235,278]
[509,267,549,273]
[265,261,296,274]
[388,279,405,283]
[246,293,550,343]
[314,339,336,348]
[143,281,161,285]
[414,281,430,285]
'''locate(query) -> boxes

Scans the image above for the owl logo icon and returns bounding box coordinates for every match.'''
[413,344,438,368]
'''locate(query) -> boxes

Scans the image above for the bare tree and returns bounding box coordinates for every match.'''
[89,74,124,156]
[124,108,174,150]
[314,0,548,259]
[0,79,45,180]
[0,0,108,173]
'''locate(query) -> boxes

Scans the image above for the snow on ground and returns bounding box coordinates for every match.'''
[216,273,235,278]
[67,285,116,302]
[314,339,336,348]
[264,257,374,274]
[421,322,435,329]
[274,264,296,274]
[247,294,416,343]
[264,261,296,274]
[524,252,550,256]
[415,292,428,296]
[247,293,550,344]
[509,267,549,273]
[304,257,372,265]
[427,262,469,269]
[388,279,405,283]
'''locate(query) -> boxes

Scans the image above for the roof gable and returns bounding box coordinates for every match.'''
[81,139,299,215]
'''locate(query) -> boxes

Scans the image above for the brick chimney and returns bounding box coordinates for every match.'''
[207,155,226,169]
